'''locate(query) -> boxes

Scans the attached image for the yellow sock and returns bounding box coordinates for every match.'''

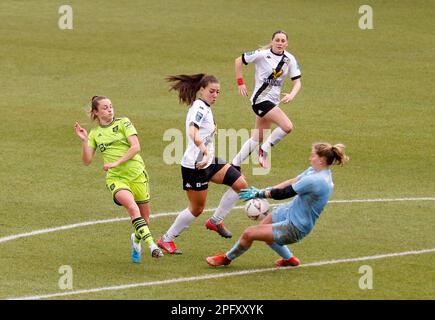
[132,217,154,247]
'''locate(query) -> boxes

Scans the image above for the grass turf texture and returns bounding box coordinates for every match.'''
[0,0,434,299]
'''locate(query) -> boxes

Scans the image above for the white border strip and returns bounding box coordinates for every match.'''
[1,197,434,244]
[9,247,435,300]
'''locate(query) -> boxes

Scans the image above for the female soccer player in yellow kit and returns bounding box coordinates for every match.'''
[74,96,163,264]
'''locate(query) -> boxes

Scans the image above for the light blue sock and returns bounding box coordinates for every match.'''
[226,239,249,261]
[268,243,293,260]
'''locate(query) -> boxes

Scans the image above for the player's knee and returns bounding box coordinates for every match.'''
[125,203,140,216]
[223,165,244,189]
[281,122,293,134]
[241,227,255,242]
[232,176,248,192]
[190,206,205,216]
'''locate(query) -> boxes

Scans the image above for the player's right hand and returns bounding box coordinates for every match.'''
[195,153,209,169]
[74,122,88,141]
[239,186,265,201]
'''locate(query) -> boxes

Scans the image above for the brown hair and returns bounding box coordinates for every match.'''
[166,74,219,106]
[313,143,349,166]
[89,95,108,121]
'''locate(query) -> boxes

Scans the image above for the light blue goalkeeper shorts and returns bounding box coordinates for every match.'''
[271,203,303,245]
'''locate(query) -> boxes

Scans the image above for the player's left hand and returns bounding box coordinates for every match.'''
[280,93,294,104]
[103,162,119,171]
[239,186,265,201]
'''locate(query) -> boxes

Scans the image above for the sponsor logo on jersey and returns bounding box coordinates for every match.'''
[245,51,255,56]
[124,121,132,128]
[263,78,282,86]
[98,139,124,152]
[272,68,283,79]
[185,183,192,188]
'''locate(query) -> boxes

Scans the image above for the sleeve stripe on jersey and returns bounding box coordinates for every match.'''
[291,75,301,81]
[189,122,200,129]
[242,54,248,65]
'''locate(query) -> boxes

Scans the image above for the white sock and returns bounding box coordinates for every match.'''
[261,127,288,153]
[211,188,239,224]
[163,208,196,242]
[149,243,158,254]
[132,234,142,252]
[232,138,259,166]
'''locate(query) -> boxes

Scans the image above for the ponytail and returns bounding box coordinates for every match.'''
[166,74,219,106]
[313,143,349,166]
[89,95,107,122]
[330,144,349,166]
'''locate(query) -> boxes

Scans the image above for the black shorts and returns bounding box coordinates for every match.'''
[181,157,227,191]
[252,100,276,117]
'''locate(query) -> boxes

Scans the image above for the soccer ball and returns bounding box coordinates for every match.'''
[244,198,269,221]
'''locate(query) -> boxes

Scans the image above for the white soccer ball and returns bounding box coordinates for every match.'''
[244,198,270,221]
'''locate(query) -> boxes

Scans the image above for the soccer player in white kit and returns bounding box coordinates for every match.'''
[232,30,302,169]
[157,74,249,254]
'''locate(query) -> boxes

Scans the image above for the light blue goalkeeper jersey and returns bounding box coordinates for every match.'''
[287,167,334,237]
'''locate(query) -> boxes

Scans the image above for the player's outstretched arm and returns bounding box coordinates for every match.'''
[273,177,298,189]
[74,122,95,166]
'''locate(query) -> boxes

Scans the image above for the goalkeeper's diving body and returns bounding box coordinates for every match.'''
[206,142,349,267]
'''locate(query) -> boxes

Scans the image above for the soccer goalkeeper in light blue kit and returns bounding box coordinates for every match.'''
[207,142,349,267]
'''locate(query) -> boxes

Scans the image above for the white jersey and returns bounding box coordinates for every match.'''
[181,99,216,169]
[242,48,301,105]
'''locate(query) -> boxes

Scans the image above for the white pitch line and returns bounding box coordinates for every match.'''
[1,197,434,244]
[9,247,435,300]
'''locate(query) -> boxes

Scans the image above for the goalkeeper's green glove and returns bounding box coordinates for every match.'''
[239,186,266,201]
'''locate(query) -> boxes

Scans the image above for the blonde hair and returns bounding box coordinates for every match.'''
[313,143,349,166]
[259,30,289,50]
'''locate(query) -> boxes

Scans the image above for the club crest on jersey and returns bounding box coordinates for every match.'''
[195,112,203,122]
[112,125,119,132]
[272,68,283,79]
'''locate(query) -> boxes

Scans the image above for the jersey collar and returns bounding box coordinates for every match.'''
[99,118,116,128]
[270,48,284,56]
[198,98,211,107]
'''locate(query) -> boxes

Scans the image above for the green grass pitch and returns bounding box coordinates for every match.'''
[0,0,434,300]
